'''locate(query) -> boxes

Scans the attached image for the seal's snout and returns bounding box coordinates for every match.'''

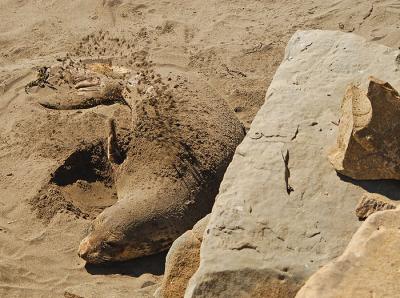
[78,237,92,260]
[78,235,109,264]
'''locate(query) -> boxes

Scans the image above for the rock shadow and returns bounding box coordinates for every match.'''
[84,251,167,277]
[338,173,400,201]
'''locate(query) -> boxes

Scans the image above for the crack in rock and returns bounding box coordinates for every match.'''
[291,125,300,141]
[231,243,258,251]
[281,149,294,195]
[363,4,374,20]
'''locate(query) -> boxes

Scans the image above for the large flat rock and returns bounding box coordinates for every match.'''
[185,30,400,297]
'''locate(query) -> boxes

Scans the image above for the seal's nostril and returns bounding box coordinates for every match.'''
[78,250,87,258]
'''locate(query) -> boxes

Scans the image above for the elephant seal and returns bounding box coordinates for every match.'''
[78,69,245,263]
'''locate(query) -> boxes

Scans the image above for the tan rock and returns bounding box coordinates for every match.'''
[355,193,397,220]
[296,208,400,298]
[329,78,400,180]
[155,216,209,298]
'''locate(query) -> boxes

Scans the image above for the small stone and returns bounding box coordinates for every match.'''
[355,193,397,220]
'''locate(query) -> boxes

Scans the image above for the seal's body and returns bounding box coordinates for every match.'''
[78,72,244,263]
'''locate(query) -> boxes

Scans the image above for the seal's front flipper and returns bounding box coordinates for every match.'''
[107,118,122,164]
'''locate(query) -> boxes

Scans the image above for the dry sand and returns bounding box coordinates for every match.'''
[0,0,399,297]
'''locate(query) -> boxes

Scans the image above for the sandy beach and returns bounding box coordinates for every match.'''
[0,0,399,297]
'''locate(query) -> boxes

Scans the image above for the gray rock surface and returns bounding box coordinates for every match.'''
[185,30,400,298]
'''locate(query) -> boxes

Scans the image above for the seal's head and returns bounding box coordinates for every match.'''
[77,200,173,264]
[78,213,126,264]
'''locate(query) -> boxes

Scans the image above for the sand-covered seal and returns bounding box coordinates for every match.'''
[77,68,245,263]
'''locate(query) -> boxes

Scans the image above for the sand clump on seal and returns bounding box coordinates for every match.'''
[76,63,245,263]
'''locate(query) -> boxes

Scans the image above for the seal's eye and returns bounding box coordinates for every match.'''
[101,240,123,256]
[104,240,118,248]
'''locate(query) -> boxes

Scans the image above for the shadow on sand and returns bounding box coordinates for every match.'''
[84,251,167,277]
